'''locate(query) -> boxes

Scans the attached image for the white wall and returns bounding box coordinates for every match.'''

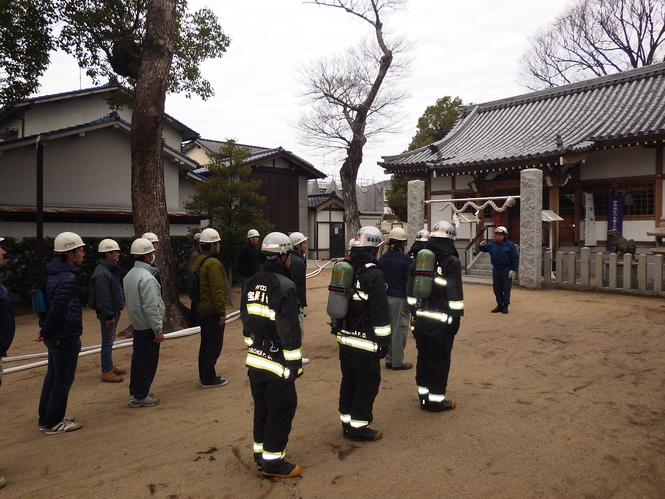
[581,147,655,180]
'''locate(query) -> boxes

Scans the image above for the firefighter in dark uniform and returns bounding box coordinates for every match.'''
[407,221,464,412]
[335,226,391,441]
[241,232,303,478]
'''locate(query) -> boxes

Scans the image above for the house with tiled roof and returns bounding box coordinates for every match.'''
[0,86,202,238]
[381,63,665,250]
[183,138,326,245]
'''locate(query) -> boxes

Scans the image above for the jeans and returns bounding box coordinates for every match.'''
[129,329,161,400]
[38,337,81,429]
[198,313,225,382]
[99,312,121,373]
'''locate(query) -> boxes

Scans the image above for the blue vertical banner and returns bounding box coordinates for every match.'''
[606,195,624,251]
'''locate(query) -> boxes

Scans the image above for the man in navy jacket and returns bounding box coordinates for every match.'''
[479,226,519,314]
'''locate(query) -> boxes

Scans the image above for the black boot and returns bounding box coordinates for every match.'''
[342,422,350,438]
[254,452,263,471]
[349,426,383,441]
[261,459,301,478]
[419,395,429,410]
[491,304,503,313]
[502,304,509,314]
[428,399,456,412]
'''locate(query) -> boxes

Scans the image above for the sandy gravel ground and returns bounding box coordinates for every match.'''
[1,267,664,499]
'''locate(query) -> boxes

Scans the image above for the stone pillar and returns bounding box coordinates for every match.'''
[580,247,590,286]
[407,180,425,249]
[556,251,564,284]
[655,254,663,293]
[568,252,576,286]
[623,253,633,289]
[519,169,543,289]
[594,252,604,288]
[637,254,647,291]
[543,250,552,285]
[609,253,618,288]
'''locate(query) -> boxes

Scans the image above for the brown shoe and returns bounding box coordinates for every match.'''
[101,370,123,383]
[111,366,127,375]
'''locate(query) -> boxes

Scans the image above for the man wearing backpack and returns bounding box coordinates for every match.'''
[88,239,126,383]
[407,221,464,412]
[191,228,228,388]
[38,232,86,434]
[336,226,391,441]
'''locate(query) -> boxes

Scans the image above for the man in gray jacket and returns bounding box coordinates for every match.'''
[89,239,126,383]
[123,238,165,408]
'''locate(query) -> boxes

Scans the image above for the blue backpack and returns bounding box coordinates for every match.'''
[31,281,49,321]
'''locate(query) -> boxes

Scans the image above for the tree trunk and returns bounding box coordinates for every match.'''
[130,0,185,332]
[340,136,366,236]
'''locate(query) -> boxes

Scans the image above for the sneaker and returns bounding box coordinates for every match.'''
[128,394,160,408]
[348,427,383,441]
[39,416,75,431]
[45,419,83,435]
[428,399,456,412]
[112,366,127,375]
[200,376,228,388]
[101,370,123,383]
[491,305,503,313]
[261,460,301,478]
[302,358,310,365]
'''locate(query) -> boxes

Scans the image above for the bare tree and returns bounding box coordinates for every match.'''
[520,0,665,89]
[296,0,409,235]
[130,0,184,331]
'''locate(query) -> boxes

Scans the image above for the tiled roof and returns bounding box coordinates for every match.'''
[381,63,665,172]
[193,139,326,179]
[308,192,341,209]
[0,111,198,167]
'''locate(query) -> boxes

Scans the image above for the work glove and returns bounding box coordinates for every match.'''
[377,345,389,359]
[285,363,304,381]
[508,270,516,279]
[479,240,487,246]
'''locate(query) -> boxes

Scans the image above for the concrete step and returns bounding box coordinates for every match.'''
[462,275,493,286]
[474,263,493,271]
[466,268,492,277]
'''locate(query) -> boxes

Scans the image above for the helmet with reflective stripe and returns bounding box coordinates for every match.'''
[388,227,407,241]
[351,226,385,248]
[430,221,456,240]
[200,228,221,244]
[416,229,430,241]
[54,232,85,253]
[288,232,308,247]
[495,226,508,235]
[130,238,156,255]
[142,232,159,243]
[261,232,292,255]
[98,239,120,253]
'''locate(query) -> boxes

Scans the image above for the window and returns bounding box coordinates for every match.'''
[584,182,654,217]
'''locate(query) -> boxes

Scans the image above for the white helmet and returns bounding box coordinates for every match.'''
[130,238,156,256]
[430,221,457,240]
[261,232,292,255]
[200,228,221,244]
[351,226,385,248]
[416,229,430,241]
[289,232,308,247]
[54,232,85,253]
[495,226,508,235]
[98,239,120,253]
[0,236,4,243]
[247,229,260,238]
[388,227,407,241]
[347,238,355,251]
[142,232,159,243]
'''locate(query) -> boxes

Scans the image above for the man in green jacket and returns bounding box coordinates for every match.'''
[123,238,165,408]
[192,228,228,388]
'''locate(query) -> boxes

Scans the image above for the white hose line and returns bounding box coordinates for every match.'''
[3,310,241,374]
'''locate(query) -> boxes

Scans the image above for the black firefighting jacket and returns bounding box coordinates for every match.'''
[241,259,303,380]
[337,248,391,353]
[407,238,465,325]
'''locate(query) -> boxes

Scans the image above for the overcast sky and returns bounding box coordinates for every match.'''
[36,0,570,183]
